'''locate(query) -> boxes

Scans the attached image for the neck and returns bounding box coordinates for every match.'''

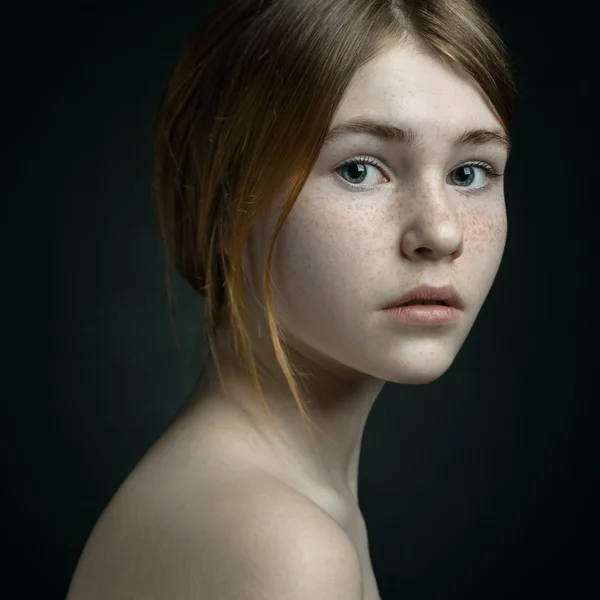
[189,330,384,500]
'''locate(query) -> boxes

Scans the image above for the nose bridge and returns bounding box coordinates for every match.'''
[400,175,464,260]
[421,177,458,221]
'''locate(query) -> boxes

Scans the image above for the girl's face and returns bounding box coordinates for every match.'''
[242,41,509,386]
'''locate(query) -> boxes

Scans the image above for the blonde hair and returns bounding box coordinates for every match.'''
[152,0,517,446]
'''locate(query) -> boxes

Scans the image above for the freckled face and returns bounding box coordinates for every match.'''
[243,42,509,385]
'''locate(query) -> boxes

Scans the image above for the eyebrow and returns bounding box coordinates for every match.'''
[323,116,511,154]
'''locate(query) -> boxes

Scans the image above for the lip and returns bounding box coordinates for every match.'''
[381,284,463,310]
[383,304,461,325]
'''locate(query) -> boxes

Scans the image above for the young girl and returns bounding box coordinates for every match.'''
[67,1,516,598]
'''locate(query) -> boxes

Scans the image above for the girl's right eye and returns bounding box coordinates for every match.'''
[334,155,390,190]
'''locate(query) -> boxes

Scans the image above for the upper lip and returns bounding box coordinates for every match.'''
[381,284,463,310]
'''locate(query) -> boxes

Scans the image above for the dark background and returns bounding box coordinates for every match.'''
[5,1,597,598]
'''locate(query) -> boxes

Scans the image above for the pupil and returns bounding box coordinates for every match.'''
[455,166,474,185]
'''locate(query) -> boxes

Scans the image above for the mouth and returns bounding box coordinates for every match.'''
[382,285,463,310]
[394,300,449,307]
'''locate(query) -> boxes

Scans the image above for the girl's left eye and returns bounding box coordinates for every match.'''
[447,162,503,193]
[334,155,503,194]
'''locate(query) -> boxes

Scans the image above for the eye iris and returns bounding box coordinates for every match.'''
[454,166,475,186]
[342,163,367,184]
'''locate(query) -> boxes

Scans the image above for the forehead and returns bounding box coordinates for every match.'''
[333,42,501,136]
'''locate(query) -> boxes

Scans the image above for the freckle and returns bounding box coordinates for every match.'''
[465,212,505,243]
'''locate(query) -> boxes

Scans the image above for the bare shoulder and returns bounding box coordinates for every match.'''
[66,465,363,600]
[202,474,365,599]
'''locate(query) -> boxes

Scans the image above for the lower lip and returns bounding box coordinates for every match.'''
[383,305,461,325]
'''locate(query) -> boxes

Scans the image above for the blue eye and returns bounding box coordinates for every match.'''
[334,155,503,194]
[449,162,502,193]
[335,155,387,187]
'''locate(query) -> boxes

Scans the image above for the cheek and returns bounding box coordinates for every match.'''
[244,194,356,311]
[463,203,507,257]
[455,203,507,308]
[265,200,379,320]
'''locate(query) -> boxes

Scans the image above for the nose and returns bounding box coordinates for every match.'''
[400,183,464,262]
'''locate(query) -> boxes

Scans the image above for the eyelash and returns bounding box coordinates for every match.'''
[334,155,503,195]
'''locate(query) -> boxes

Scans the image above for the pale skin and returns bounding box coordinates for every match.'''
[190,37,508,500]
[66,39,509,600]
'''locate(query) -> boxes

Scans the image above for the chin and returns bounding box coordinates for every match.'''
[389,369,449,385]
[380,351,457,385]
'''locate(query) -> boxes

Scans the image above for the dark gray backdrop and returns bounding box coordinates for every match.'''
[5,1,596,598]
